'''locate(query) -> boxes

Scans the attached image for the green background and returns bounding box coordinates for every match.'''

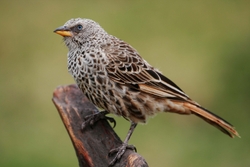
[1,0,249,166]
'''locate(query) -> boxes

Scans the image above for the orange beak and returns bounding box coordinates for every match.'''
[54,26,72,37]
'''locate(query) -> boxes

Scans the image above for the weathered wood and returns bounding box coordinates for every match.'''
[52,84,148,167]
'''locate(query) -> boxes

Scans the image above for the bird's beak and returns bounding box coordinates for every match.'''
[54,26,72,37]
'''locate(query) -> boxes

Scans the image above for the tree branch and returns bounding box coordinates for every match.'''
[52,84,148,167]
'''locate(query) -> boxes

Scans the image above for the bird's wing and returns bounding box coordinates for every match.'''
[103,39,190,101]
[103,38,240,138]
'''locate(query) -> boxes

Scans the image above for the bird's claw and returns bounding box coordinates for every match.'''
[105,116,116,128]
[108,143,137,166]
[81,111,116,130]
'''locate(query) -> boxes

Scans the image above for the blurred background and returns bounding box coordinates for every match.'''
[0,0,249,166]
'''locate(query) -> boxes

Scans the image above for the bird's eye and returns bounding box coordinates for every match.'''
[77,25,83,30]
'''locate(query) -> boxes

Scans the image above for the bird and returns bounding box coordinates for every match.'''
[54,18,240,166]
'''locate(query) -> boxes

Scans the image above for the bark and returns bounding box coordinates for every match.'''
[52,84,148,167]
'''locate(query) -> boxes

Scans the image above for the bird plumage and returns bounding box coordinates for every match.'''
[55,18,239,139]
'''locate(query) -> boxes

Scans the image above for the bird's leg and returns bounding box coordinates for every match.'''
[81,110,116,129]
[109,122,137,166]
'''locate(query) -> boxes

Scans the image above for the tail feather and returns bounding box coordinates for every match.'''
[183,103,240,138]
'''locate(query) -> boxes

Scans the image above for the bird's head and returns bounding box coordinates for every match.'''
[54,18,105,50]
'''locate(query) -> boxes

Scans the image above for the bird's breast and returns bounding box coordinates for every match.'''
[67,48,114,107]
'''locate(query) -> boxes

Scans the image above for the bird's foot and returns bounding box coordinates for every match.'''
[108,143,137,166]
[81,110,116,129]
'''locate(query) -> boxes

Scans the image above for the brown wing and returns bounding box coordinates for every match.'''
[103,37,190,101]
[102,37,240,138]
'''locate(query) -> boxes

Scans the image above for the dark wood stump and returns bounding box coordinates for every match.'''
[52,84,148,167]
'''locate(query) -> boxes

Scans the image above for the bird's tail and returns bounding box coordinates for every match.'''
[183,103,240,138]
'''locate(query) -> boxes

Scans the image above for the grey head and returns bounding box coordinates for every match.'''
[54,18,107,50]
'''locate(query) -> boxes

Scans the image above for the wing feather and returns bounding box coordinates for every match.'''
[104,38,189,100]
[102,37,240,138]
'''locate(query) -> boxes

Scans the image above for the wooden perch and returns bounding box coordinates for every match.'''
[52,84,148,167]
